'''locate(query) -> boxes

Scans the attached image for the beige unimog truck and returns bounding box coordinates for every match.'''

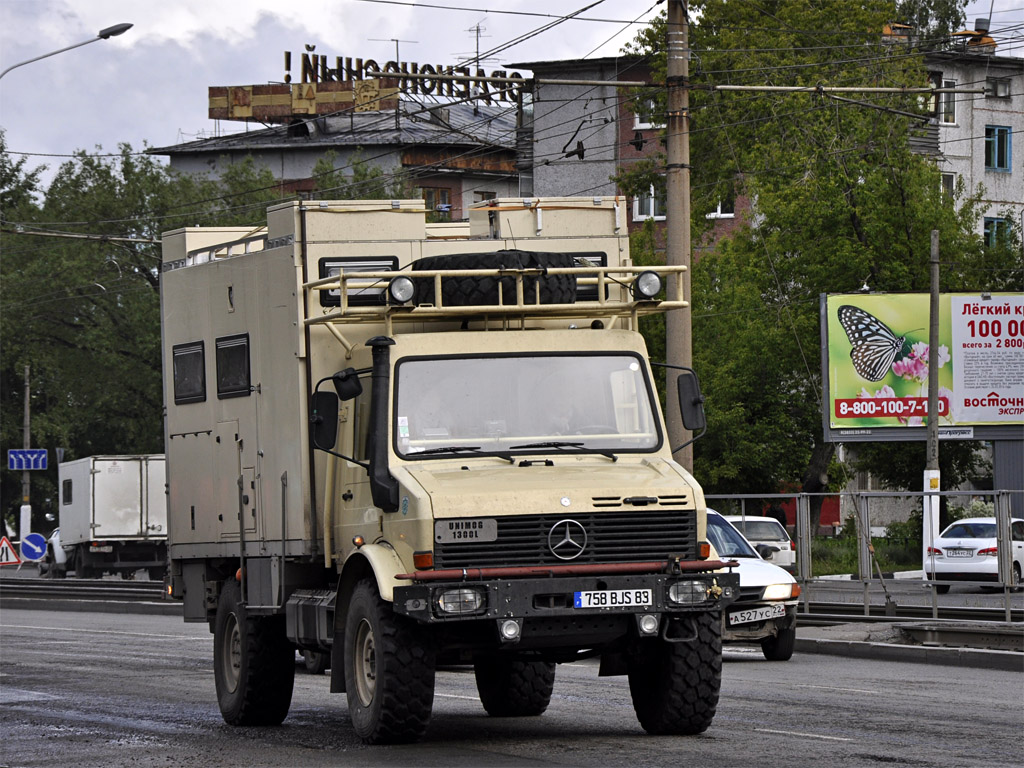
[160,196,738,744]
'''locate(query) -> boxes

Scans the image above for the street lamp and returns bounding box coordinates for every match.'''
[0,23,133,81]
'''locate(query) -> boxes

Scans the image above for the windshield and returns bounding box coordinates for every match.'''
[706,514,758,558]
[730,519,789,542]
[394,353,660,458]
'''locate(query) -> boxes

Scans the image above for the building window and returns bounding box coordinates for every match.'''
[216,334,251,399]
[984,217,1010,247]
[939,79,956,124]
[986,77,1011,99]
[940,172,955,197]
[172,341,206,405]
[633,98,663,130]
[474,191,496,204]
[706,191,736,220]
[419,187,451,220]
[985,126,1012,171]
[633,183,666,221]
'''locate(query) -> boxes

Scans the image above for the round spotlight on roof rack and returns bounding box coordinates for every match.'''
[388,276,415,304]
[632,270,662,299]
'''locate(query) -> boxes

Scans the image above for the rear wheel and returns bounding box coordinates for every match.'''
[303,650,330,674]
[213,580,295,725]
[760,625,796,661]
[1012,562,1022,592]
[344,579,435,744]
[474,656,555,716]
[627,611,722,735]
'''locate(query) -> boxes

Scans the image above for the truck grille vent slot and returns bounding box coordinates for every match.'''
[434,510,698,569]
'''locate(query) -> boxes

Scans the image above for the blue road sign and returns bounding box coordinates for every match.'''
[7,449,47,471]
[20,532,47,562]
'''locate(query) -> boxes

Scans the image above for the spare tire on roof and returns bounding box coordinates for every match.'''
[411,250,577,307]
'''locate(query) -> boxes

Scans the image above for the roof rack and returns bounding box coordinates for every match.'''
[302,264,688,338]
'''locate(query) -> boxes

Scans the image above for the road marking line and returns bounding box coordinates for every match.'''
[755,728,852,742]
[435,693,480,701]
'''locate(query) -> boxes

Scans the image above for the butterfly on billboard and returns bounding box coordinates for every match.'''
[837,305,911,382]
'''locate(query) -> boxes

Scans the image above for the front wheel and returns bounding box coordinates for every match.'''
[213,580,295,725]
[474,656,555,716]
[344,579,436,744]
[627,611,722,735]
[760,625,796,661]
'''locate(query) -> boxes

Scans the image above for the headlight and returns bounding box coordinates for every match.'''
[632,270,662,299]
[435,587,486,615]
[388,276,415,304]
[762,583,797,601]
[667,580,709,605]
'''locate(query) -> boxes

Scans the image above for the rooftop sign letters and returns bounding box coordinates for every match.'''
[283,47,523,103]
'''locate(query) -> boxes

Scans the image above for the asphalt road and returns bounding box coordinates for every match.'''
[1,608,1020,768]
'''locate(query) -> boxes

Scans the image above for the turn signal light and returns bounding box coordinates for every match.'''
[699,541,711,559]
[926,547,943,556]
[413,551,434,569]
[978,547,997,557]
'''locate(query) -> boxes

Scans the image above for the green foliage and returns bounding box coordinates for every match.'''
[311,150,413,201]
[617,0,1007,499]
[0,142,289,531]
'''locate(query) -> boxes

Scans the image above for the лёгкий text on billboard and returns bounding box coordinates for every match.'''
[821,293,1024,442]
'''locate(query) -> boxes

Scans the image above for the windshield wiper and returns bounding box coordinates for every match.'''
[508,441,617,462]
[412,445,513,464]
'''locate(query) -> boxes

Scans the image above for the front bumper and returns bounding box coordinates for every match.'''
[722,603,797,643]
[394,571,739,623]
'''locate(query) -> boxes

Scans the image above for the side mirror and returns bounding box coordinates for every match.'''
[332,368,363,401]
[310,391,339,450]
[676,370,706,432]
[756,544,780,559]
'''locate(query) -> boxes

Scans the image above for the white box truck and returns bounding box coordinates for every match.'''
[53,455,167,579]
[161,198,738,743]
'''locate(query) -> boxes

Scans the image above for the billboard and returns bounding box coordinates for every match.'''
[821,293,1024,442]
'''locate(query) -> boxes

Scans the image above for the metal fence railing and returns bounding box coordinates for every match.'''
[706,490,1023,622]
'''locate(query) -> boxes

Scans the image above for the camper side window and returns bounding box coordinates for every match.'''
[216,334,251,399]
[62,479,72,505]
[173,341,206,404]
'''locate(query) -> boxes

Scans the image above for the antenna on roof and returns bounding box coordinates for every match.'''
[368,38,418,130]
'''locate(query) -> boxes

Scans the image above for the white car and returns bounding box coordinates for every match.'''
[724,515,796,573]
[708,511,800,661]
[925,517,1024,593]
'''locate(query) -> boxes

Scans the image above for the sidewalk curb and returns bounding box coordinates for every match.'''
[794,637,1023,672]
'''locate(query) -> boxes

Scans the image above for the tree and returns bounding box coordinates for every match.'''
[618,1,1016,527]
[0,145,285,531]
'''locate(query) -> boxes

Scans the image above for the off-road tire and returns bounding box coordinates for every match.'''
[474,656,556,717]
[760,625,796,661]
[411,251,577,307]
[344,579,436,744]
[627,611,722,735]
[213,580,295,726]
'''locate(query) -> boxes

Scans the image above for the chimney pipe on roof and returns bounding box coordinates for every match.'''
[974,18,990,34]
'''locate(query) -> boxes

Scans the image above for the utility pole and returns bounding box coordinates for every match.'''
[665,0,693,470]
[21,365,31,538]
[923,231,941,576]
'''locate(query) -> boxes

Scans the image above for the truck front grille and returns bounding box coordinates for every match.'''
[434,510,697,569]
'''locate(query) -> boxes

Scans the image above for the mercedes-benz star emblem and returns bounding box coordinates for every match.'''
[548,519,587,560]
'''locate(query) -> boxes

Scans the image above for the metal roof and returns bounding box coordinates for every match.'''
[149,100,517,156]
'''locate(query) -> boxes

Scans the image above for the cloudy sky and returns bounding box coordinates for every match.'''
[1,0,1020,186]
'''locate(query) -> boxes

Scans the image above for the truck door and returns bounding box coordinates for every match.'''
[92,458,144,538]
